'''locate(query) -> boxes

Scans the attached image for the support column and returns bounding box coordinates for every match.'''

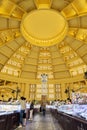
[24,83,29,100]
[20,83,25,96]
[70,83,73,99]
[61,83,67,100]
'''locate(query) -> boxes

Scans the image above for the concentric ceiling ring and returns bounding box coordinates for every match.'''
[21,9,68,47]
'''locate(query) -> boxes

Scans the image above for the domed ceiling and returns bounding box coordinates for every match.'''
[0,0,87,82]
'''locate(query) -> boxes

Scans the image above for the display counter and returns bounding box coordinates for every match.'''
[0,104,20,130]
[50,104,87,130]
[57,111,87,130]
[0,112,19,130]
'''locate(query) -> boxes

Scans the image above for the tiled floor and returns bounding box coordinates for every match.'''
[16,111,63,130]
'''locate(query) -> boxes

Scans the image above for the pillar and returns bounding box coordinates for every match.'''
[61,83,67,100]
[24,83,29,100]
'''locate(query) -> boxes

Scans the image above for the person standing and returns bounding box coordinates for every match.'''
[42,103,46,116]
[29,101,34,120]
[18,96,26,127]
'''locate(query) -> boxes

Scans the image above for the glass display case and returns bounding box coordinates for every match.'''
[58,104,74,114]
[0,104,21,115]
[80,109,87,120]
[58,104,87,119]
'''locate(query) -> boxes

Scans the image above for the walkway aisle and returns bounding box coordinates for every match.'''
[16,111,63,130]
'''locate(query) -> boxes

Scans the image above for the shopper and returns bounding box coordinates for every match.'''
[42,103,46,116]
[29,101,34,120]
[18,96,26,128]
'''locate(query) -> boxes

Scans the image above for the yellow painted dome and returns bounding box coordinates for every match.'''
[21,9,68,46]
